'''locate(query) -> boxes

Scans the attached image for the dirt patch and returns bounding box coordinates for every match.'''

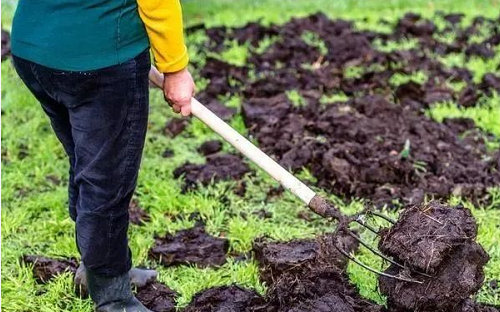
[252,231,382,312]
[136,281,178,312]
[379,202,489,312]
[129,199,151,225]
[149,225,229,268]
[190,13,500,206]
[22,255,78,283]
[173,153,250,191]
[164,118,189,137]
[456,300,500,312]
[183,285,265,312]
[242,94,500,207]
[197,140,223,156]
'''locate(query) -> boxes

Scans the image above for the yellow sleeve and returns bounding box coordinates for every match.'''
[136,0,189,73]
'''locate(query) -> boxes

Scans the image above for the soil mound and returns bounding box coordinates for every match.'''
[22,255,78,283]
[149,225,229,268]
[253,232,381,312]
[378,202,489,311]
[183,285,265,312]
[197,140,223,156]
[136,281,178,312]
[173,153,250,191]
[164,118,189,137]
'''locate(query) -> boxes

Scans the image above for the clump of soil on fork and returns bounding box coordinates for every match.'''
[149,225,229,268]
[378,202,490,312]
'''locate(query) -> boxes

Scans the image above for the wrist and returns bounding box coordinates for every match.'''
[164,67,187,77]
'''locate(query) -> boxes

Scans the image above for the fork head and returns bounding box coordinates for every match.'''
[308,195,429,284]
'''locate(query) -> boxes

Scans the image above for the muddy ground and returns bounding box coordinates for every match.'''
[177,12,500,207]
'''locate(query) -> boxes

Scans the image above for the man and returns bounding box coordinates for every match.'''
[10,0,194,310]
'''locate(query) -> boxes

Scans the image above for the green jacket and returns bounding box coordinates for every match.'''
[11,0,149,71]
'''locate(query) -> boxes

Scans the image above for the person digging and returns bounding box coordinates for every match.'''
[10,0,194,311]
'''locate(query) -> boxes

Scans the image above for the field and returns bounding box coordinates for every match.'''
[1,0,500,311]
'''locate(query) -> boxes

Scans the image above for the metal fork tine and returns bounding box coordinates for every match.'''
[346,230,434,279]
[346,230,406,270]
[335,246,423,284]
[369,211,397,224]
[354,218,379,234]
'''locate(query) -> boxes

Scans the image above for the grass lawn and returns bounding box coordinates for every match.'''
[1,0,500,311]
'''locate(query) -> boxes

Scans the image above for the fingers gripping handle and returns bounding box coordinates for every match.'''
[191,98,317,205]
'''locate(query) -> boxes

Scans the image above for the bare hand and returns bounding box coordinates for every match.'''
[163,68,195,117]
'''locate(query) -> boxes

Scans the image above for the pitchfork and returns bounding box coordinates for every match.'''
[150,67,427,284]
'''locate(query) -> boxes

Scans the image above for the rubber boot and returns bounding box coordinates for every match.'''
[86,269,152,312]
[75,262,157,293]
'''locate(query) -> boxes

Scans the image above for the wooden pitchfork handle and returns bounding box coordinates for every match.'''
[149,65,331,217]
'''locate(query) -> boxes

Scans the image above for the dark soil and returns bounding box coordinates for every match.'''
[379,202,490,312]
[1,29,10,61]
[129,199,151,225]
[136,281,178,312]
[252,231,382,312]
[189,12,500,206]
[456,300,500,312]
[22,255,78,283]
[149,225,229,268]
[242,93,500,207]
[164,118,189,137]
[203,99,237,121]
[197,140,223,155]
[173,153,250,191]
[183,285,265,312]
[379,201,477,273]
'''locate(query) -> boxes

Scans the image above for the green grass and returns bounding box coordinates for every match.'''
[427,93,500,137]
[2,0,500,311]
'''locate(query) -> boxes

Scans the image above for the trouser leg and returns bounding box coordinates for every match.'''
[66,51,150,277]
[12,56,78,220]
